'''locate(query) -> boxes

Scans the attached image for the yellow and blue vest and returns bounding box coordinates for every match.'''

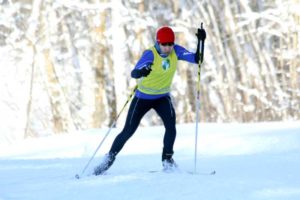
[138,46,178,95]
[133,44,197,99]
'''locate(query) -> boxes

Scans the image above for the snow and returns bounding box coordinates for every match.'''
[1,122,300,200]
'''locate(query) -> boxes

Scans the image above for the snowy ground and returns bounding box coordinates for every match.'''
[1,122,300,200]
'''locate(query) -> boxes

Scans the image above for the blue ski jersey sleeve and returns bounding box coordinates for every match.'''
[134,50,154,69]
[173,44,198,64]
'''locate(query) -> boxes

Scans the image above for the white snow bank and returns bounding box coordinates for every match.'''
[1,122,299,159]
[0,122,300,200]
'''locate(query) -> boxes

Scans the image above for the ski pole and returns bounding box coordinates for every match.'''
[75,83,138,179]
[194,23,206,174]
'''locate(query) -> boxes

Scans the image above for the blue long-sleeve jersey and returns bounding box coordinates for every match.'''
[133,43,198,99]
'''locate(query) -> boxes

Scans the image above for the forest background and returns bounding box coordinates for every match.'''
[0,0,299,142]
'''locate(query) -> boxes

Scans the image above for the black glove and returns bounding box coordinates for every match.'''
[195,27,206,63]
[140,66,152,77]
[131,66,152,78]
[196,28,206,41]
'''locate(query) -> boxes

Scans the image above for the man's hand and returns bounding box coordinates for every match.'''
[139,66,152,77]
[131,65,152,78]
[196,28,206,41]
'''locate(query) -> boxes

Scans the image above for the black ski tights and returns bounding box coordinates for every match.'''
[109,96,176,156]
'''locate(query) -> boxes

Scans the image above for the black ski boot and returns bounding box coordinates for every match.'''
[93,152,116,175]
[162,150,177,171]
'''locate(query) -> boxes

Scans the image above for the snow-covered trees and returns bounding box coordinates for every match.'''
[0,0,299,141]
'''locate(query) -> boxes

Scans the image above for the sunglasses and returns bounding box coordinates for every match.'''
[160,42,174,46]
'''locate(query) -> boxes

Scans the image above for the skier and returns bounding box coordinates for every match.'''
[94,26,206,175]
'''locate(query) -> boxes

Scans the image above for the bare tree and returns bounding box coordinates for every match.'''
[1,0,299,142]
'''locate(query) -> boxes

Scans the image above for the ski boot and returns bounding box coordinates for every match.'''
[162,151,177,172]
[93,152,116,175]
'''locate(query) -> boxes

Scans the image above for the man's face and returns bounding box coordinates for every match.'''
[159,43,174,55]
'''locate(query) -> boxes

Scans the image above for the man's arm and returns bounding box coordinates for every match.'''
[174,45,199,64]
[131,50,154,78]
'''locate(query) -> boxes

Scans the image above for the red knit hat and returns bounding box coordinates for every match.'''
[156,26,175,43]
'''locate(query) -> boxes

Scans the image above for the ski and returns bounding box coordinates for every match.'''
[75,169,216,179]
[149,169,216,175]
[187,170,216,175]
[74,171,97,179]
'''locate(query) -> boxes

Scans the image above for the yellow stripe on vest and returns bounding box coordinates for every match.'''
[138,47,178,95]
